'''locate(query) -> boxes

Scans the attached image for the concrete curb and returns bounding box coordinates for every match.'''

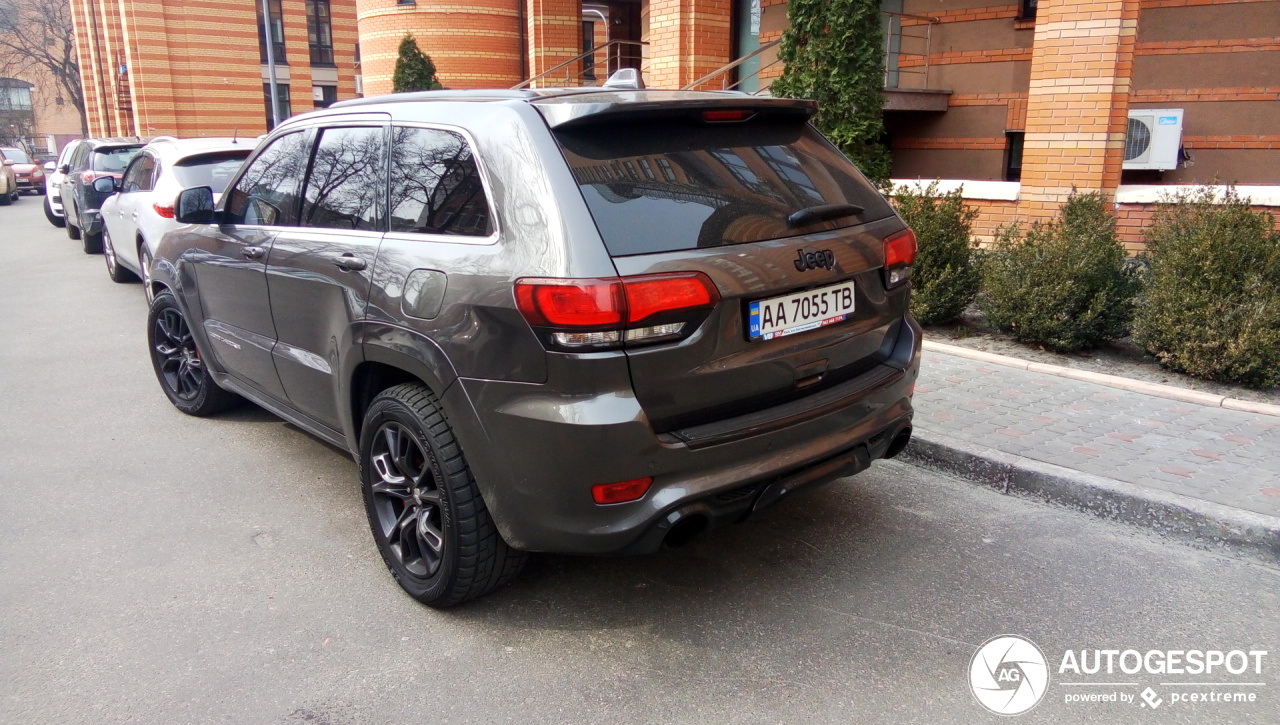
[902,429,1280,565]
[923,340,1280,418]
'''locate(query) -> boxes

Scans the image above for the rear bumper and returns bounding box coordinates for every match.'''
[445,315,923,555]
[79,208,104,233]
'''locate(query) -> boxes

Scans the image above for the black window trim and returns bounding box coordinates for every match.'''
[1018,0,1037,21]
[382,121,502,246]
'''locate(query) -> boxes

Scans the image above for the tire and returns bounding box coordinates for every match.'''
[104,229,138,283]
[139,247,155,303]
[147,291,240,416]
[82,229,103,254]
[360,383,526,607]
[66,204,81,240]
[43,196,65,227]
[0,190,9,206]
[36,186,46,196]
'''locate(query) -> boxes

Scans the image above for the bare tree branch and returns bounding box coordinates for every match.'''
[0,0,87,136]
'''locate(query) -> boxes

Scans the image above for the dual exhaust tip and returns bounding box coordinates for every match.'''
[661,426,913,549]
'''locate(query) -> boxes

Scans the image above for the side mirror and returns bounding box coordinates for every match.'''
[92,176,118,193]
[175,186,217,224]
[58,164,70,174]
[43,162,56,172]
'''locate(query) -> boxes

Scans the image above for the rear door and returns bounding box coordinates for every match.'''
[551,112,907,433]
[193,129,313,401]
[265,123,388,430]
[108,151,157,271]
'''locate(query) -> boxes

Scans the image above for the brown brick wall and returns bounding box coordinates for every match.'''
[647,0,732,89]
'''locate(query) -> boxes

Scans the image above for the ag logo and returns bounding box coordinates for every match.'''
[969,635,1050,716]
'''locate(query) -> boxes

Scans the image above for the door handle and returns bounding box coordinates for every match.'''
[331,253,367,272]
[242,246,266,260]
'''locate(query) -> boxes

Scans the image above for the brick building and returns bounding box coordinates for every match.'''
[71,0,360,138]
[75,0,1278,243]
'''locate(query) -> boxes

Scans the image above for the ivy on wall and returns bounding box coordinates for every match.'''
[771,0,892,184]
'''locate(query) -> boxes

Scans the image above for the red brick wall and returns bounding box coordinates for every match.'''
[647,0,732,89]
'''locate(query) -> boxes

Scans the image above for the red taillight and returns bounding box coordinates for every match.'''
[623,272,718,324]
[885,229,918,267]
[592,477,653,505]
[152,203,175,219]
[702,109,755,123]
[514,272,719,349]
[79,170,98,184]
[514,278,624,327]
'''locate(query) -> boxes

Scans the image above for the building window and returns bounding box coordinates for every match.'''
[306,0,334,66]
[264,83,292,130]
[1018,0,1037,20]
[354,42,361,68]
[1004,132,1024,182]
[312,84,338,108]
[257,0,287,64]
[582,20,596,81]
[0,78,34,111]
[397,0,415,5]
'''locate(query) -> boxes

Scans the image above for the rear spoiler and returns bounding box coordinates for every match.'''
[532,92,818,130]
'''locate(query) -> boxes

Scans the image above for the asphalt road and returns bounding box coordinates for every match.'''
[2,197,1277,724]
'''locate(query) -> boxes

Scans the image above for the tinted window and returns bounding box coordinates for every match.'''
[172,151,252,193]
[1,148,31,163]
[554,119,894,256]
[224,131,311,226]
[389,127,492,237]
[92,147,141,173]
[122,154,156,192]
[299,126,386,231]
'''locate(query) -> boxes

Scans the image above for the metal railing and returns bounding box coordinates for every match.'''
[512,39,647,89]
[884,10,939,90]
[680,39,781,93]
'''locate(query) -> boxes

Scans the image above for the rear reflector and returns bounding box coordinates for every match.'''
[592,477,653,505]
[152,203,175,219]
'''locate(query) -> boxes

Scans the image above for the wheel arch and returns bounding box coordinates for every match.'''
[350,340,458,444]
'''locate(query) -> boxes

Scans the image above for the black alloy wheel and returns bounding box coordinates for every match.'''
[147,292,239,416]
[369,422,446,579]
[360,384,526,607]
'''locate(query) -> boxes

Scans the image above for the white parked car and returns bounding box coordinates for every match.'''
[100,137,254,297]
[43,140,85,227]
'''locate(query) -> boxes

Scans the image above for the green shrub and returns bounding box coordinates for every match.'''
[892,182,981,325]
[979,191,1138,351]
[393,34,443,93]
[1132,186,1280,387]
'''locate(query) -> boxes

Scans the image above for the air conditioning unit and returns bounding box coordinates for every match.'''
[1123,108,1183,171]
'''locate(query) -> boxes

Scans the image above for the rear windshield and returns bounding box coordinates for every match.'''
[554,118,894,256]
[173,151,252,193]
[93,147,141,173]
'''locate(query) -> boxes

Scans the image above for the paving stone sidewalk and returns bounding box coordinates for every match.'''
[911,350,1280,519]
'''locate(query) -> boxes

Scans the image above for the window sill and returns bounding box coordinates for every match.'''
[1013,19,1036,30]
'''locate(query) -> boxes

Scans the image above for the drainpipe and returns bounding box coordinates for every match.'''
[261,0,281,128]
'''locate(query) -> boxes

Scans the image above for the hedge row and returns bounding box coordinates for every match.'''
[892,185,1280,388]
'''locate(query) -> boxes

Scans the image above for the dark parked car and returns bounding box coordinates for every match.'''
[148,83,921,607]
[59,137,147,253]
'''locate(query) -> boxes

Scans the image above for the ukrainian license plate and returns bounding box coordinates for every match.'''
[748,280,856,341]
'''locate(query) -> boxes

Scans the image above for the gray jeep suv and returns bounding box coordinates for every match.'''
[148,87,922,606]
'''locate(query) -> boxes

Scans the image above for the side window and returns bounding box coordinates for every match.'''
[68,144,89,172]
[122,154,156,193]
[388,126,492,237]
[224,131,312,226]
[298,126,386,231]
